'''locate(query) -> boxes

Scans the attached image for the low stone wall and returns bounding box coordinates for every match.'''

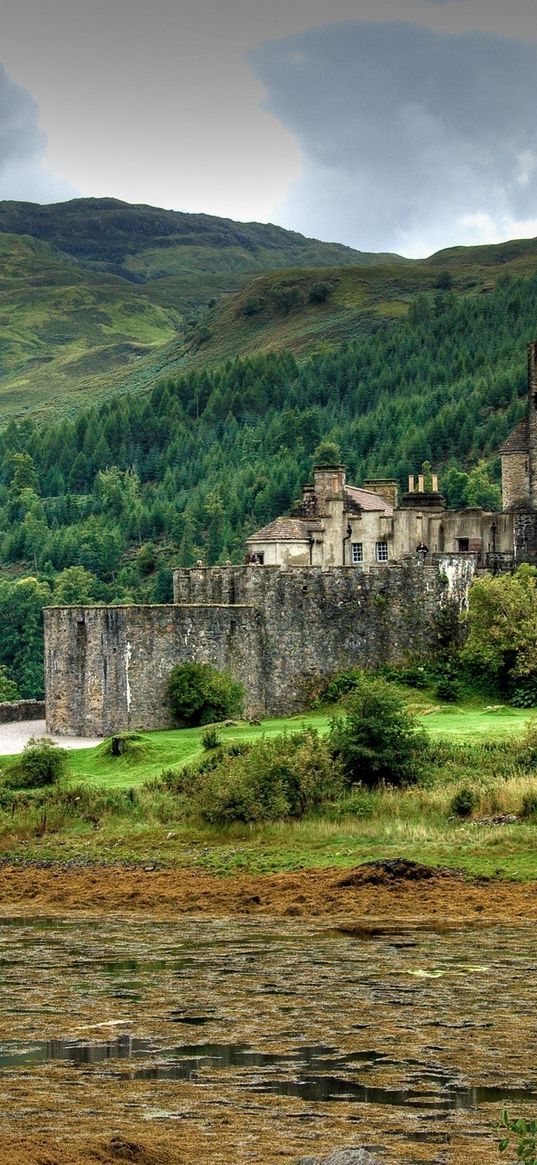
[0,700,45,724]
[45,603,263,736]
[46,561,462,736]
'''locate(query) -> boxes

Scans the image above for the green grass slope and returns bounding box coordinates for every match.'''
[0,233,183,419]
[0,197,406,421]
[0,197,404,279]
[1,195,537,423]
[1,699,537,876]
[146,246,537,377]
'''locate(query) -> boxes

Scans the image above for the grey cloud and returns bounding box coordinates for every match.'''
[251,22,537,255]
[0,64,75,203]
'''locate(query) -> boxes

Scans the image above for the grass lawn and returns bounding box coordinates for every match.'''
[417,702,534,740]
[52,700,537,791]
[54,712,333,790]
[2,696,537,878]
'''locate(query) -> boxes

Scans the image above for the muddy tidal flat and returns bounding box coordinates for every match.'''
[0,864,537,1164]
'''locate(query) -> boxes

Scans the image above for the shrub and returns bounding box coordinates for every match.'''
[509,674,537,707]
[166,662,244,727]
[328,673,426,788]
[193,729,344,825]
[450,786,478,818]
[0,664,19,702]
[308,281,332,304]
[4,738,68,789]
[201,725,222,750]
[514,721,537,769]
[321,669,364,704]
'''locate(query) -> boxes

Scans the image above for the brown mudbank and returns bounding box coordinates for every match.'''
[337,858,464,887]
[0,859,532,922]
[0,1135,179,1165]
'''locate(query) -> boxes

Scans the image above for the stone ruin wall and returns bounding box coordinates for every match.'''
[45,603,263,737]
[45,562,470,737]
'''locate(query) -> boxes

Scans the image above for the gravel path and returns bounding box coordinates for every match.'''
[0,719,101,755]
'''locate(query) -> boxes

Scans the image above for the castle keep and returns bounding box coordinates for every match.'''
[44,343,537,737]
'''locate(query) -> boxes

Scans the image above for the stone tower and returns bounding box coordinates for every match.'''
[528,341,537,509]
[500,341,537,511]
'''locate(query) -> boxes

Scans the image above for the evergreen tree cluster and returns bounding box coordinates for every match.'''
[0,270,534,696]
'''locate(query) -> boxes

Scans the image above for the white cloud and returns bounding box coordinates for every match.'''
[0,63,76,203]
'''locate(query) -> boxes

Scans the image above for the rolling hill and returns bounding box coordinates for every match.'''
[1,197,537,424]
[0,197,407,422]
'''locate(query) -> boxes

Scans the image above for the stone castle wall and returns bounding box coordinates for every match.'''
[46,562,465,737]
[45,603,263,736]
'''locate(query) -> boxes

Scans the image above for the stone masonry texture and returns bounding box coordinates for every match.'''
[0,700,45,724]
[46,564,459,737]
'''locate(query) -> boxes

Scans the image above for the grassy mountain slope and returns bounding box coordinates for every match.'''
[0,232,184,419]
[0,198,403,279]
[0,198,407,422]
[137,245,537,378]
[1,197,537,424]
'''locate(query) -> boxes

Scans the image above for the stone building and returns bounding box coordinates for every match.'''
[246,464,514,569]
[44,340,537,736]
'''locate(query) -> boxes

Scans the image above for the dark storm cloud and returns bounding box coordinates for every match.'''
[251,21,537,255]
[0,63,74,202]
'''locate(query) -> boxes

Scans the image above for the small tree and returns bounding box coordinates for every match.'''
[312,440,342,466]
[329,673,426,787]
[166,662,243,726]
[462,566,537,695]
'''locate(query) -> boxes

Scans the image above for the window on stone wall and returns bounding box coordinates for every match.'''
[351,542,363,564]
[376,540,389,562]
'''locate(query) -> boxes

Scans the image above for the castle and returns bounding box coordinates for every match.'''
[44,342,537,737]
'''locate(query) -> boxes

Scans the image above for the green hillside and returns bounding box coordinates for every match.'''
[0,231,185,419]
[2,198,537,423]
[0,198,411,421]
[0,197,403,278]
[167,260,504,372]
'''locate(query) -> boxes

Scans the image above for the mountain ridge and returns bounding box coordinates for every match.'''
[1,196,537,424]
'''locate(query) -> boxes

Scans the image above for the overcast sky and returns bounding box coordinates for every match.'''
[1,0,537,256]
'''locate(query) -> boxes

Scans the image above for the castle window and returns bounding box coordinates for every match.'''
[376,540,389,562]
[351,542,363,564]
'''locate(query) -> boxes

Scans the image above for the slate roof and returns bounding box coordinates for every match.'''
[344,485,393,514]
[500,418,529,454]
[247,517,312,543]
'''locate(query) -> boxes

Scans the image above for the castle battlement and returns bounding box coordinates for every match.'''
[46,559,473,737]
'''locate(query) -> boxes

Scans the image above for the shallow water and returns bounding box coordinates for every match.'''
[0,913,536,1162]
